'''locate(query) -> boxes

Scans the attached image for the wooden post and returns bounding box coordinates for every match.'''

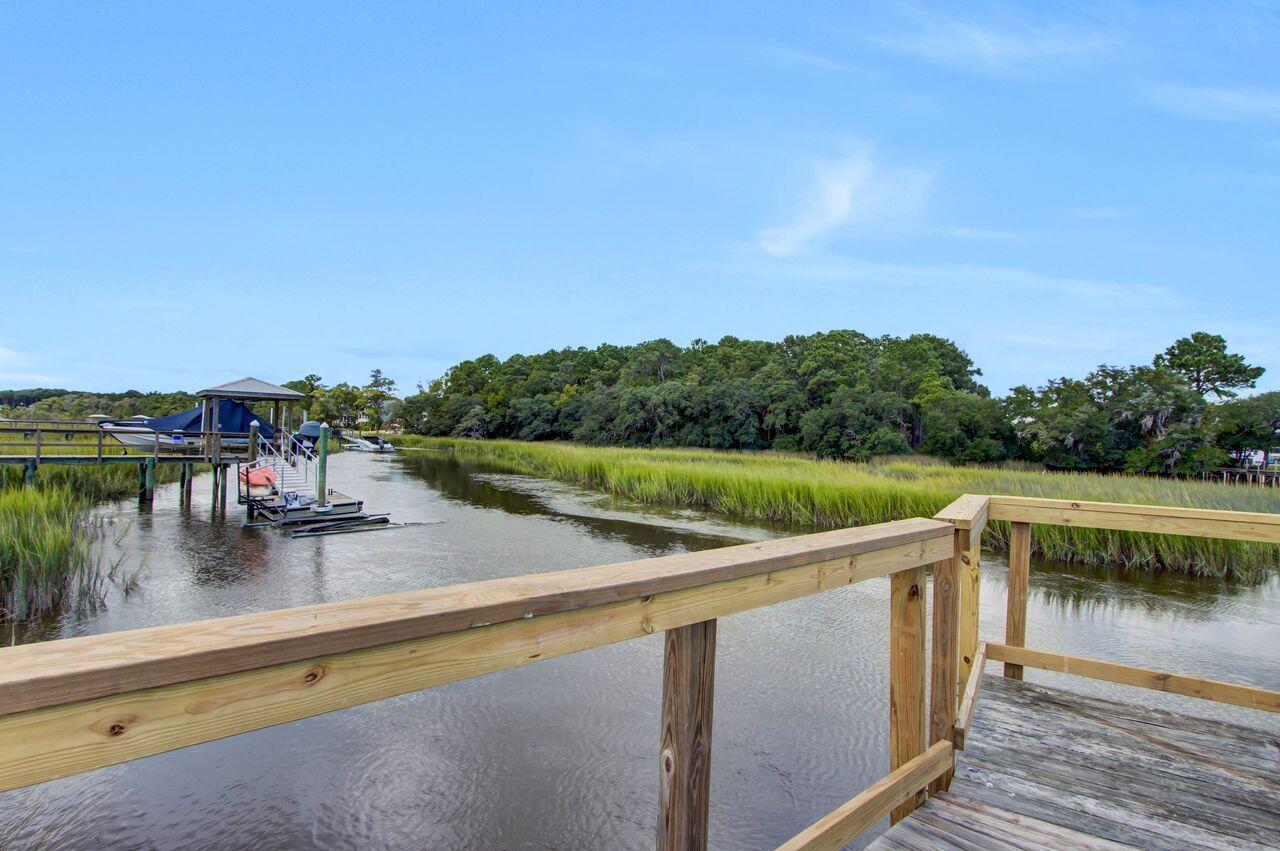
[96,428,103,463]
[889,566,926,823]
[248,422,259,464]
[139,462,148,501]
[956,527,982,700]
[183,463,193,504]
[658,619,716,851]
[219,465,228,512]
[23,460,36,487]
[928,552,959,793]
[144,457,155,504]
[33,426,41,463]
[1004,522,1031,680]
[211,463,220,506]
[316,423,329,509]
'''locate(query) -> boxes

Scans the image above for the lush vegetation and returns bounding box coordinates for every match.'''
[0,388,198,421]
[0,487,113,622]
[398,437,1279,579]
[395,330,1275,476]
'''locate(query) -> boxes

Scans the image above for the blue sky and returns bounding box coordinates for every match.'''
[1,2,1276,396]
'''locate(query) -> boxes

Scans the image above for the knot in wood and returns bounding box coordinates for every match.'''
[909,584,920,599]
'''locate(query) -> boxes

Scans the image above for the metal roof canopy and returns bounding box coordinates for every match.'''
[196,377,305,402]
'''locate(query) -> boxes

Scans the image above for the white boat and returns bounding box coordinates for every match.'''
[99,423,201,452]
[343,434,396,453]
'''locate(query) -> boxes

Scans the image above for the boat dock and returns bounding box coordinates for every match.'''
[0,495,1275,849]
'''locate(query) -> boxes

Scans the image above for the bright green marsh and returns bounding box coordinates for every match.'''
[398,437,1280,580]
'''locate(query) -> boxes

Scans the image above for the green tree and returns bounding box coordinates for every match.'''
[361,369,399,430]
[1155,332,1264,398]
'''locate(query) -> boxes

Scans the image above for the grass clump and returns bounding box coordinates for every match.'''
[0,487,109,621]
[400,437,1280,579]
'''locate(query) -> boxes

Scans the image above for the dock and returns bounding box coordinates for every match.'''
[872,674,1280,849]
[0,494,1276,849]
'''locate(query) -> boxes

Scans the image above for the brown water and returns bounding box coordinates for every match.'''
[3,450,1278,850]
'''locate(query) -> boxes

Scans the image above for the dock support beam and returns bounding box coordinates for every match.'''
[144,457,155,504]
[182,463,193,505]
[1004,522,1031,680]
[316,423,329,509]
[659,619,716,851]
[889,566,927,823]
[218,465,228,513]
[23,459,36,487]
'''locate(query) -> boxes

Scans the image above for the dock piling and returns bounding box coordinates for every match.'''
[144,457,156,504]
[23,459,37,487]
[316,423,329,509]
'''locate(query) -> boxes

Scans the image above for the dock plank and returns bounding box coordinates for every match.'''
[870,676,1279,850]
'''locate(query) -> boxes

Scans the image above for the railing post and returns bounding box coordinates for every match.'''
[956,526,982,697]
[1004,521,1031,680]
[928,550,959,793]
[658,619,716,851]
[889,566,926,823]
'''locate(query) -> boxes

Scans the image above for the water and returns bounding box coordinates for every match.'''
[3,451,1278,849]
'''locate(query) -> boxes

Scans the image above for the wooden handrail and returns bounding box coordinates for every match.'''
[776,741,953,851]
[988,495,1280,544]
[934,494,989,535]
[985,644,1280,712]
[0,519,951,795]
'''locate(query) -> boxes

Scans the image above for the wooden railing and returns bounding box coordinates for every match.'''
[2,495,1276,849]
[935,495,1280,756]
[0,517,959,850]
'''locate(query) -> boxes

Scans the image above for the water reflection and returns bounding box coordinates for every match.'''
[1,451,1276,850]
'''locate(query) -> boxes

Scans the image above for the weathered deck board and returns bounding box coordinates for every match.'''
[871,675,1280,850]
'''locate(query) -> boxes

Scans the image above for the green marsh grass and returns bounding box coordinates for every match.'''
[399,437,1280,579]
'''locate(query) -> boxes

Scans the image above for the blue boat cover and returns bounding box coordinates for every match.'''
[130,400,275,439]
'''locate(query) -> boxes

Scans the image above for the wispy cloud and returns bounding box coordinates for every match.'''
[871,10,1112,71]
[762,45,854,73]
[936,226,1020,241]
[1,246,37,253]
[720,254,1171,303]
[1149,85,1280,122]
[758,146,932,257]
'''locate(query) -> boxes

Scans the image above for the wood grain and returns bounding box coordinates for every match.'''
[777,741,952,851]
[952,642,987,750]
[888,566,926,823]
[0,518,951,717]
[954,527,981,702]
[658,620,716,851]
[928,554,959,793]
[933,494,989,535]
[1004,522,1031,680]
[989,495,1280,544]
[0,534,949,793]
[985,644,1280,712]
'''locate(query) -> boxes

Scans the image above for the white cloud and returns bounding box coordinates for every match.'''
[872,12,1112,70]
[1149,85,1280,122]
[757,147,932,257]
[763,45,854,73]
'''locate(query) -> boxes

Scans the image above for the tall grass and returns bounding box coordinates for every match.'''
[400,437,1280,579]
[0,434,182,622]
[0,487,108,621]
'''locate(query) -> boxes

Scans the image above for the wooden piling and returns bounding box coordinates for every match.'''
[218,465,228,513]
[659,619,716,851]
[182,463,193,504]
[316,423,329,509]
[1004,521,1031,680]
[23,459,36,487]
[144,457,155,504]
[889,566,927,823]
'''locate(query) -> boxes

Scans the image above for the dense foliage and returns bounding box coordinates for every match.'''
[0,389,197,421]
[397,330,1272,474]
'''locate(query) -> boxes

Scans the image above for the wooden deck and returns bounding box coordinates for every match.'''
[871,675,1280,850]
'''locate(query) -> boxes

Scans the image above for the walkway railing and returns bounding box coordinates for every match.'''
[0,495,1276,850]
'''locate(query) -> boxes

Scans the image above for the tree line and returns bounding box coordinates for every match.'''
[395,330,1275,474]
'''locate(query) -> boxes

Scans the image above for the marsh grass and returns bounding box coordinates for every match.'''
[0,487,108,621]
[0,432,179,622]
[401,437,1280,579]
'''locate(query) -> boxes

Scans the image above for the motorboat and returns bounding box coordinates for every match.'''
[99,399,273,453]
[343,433,396,453]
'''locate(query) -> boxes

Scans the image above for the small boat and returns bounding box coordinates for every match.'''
[99,423,200,451]
[343,434,396,453]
